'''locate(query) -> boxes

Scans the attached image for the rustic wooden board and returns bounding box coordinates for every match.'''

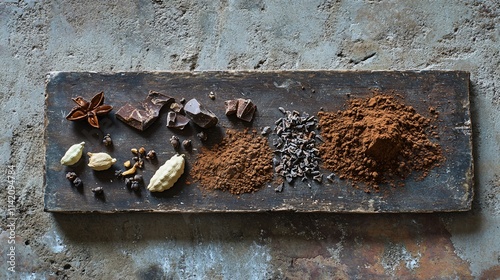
[44,71,473,213]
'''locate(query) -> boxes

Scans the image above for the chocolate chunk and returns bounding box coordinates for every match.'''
[115,91,174,131]
[167,111,176,126]
[224,99,238,115]
[236,98,256,122]
[166,112,190,130]
[184,98,218,128]
[170,102,183,113]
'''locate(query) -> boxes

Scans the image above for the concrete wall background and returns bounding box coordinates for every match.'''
[0,0,499,279]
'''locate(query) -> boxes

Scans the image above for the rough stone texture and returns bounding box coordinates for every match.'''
[0,0,499,279]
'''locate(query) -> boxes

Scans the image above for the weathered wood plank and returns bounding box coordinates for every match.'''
[44,71,473,213]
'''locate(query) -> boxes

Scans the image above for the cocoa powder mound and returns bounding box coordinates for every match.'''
[191,129,273,195]
[318,94,444,190]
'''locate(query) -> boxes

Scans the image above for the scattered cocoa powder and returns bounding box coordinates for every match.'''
[191,129,273,195]
[318,93,444,190]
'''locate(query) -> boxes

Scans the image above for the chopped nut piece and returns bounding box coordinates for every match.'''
[122,162,138,176]
[124,160,131,168]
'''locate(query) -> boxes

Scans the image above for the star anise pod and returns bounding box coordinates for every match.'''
[66,91,113,128]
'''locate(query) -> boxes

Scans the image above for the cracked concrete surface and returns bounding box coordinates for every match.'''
[0,0,499,279]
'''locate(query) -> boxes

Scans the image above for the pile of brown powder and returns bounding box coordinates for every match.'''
[318,94,444,190]
[191,129,273,195]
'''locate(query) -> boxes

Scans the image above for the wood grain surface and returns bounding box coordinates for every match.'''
[44,71,473,213]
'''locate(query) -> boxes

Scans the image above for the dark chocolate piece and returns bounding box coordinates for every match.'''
[115,91,174,131]
[170,102,183,113]
[236,98,256,122]
[224,99,238,115]
[184,98,218,128]
[166,112,190,130]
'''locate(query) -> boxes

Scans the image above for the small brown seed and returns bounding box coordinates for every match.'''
[146,150,156,160]
[170,136,180,149]
[131,148,138,154]
[182,139,192,150]
[139,147,146,155]
[208,91,215,100]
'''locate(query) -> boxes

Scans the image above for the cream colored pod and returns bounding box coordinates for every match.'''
[147,154,185,192]
[60,142,85,166]
[87,152,117,171]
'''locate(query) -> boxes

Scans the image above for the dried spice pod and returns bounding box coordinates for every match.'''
[147,154,185,192]
[60,142,85,166]
[87,152,117,171]
[66,92,113,128]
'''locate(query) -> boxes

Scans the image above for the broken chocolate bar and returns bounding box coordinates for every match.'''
[224,98,257,122]
[184,98,218,128]
[115,91,174,131]
[166,112,190,130]
[236,99,256,122]
[224,99,238,116]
